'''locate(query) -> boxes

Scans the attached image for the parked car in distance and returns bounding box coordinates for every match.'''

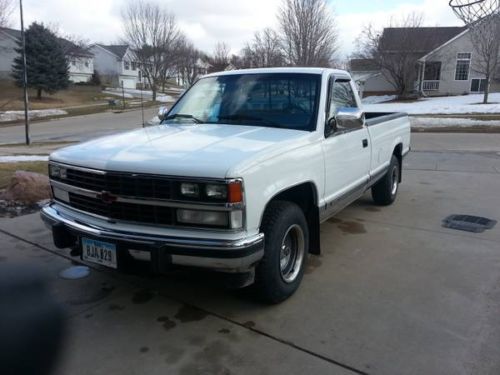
[41,67,411,303]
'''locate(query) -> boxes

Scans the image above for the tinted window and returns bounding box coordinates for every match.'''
[328,79,357,119]
[165,73,321,131]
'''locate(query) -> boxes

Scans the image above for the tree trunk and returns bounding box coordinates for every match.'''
[483,77,490,104]
[37,88,42,100]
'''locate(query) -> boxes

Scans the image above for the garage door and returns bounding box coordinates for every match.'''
[121,78,136,89]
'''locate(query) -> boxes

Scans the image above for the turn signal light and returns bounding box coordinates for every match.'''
[228,181,243,203]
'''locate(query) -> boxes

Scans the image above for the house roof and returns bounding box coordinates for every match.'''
[96,44,129,59]
[0,26,92,57]
[349,58,379,72]
[380,26,466,55]
[0,27,21,40]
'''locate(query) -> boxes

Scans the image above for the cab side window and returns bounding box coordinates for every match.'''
[328,79,356,118]
[326,78,362,134]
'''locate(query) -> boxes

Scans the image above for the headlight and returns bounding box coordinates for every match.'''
[49,164,60,178]
[180,183,199,198]
[49,164,67,179]
[177,209,228,227]
[205,184,227,199]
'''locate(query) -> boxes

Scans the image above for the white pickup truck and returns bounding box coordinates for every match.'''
[41,68,410,303]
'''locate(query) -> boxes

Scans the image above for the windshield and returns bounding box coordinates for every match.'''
[163,73,322,131]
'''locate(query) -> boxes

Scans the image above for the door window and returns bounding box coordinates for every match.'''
[328,79,357,120]
[471,78,487,92]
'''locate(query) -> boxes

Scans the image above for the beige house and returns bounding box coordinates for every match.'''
[350,24,500,97]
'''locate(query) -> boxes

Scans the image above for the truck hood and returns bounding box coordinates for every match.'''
[50,124,311,178]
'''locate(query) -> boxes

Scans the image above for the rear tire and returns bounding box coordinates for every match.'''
[371,155,400,206]
[254,201,309,304]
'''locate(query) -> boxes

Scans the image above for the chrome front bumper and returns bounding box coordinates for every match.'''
[40,204,264,272]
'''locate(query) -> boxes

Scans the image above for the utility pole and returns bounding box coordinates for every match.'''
[19,0,30,145]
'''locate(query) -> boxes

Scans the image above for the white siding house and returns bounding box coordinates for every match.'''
[0,27,94,83]
[90,44,142,89]
[417,28,500,96]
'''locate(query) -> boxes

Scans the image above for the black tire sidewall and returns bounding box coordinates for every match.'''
[256,202,309,303]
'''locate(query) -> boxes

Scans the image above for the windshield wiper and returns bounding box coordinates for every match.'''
[218,114,282,127]
[163,113,202,124]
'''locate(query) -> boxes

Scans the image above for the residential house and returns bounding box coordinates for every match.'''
[349,58,394,97]
[417,26,500,96]
[175,57,211,87]
[0,27,94,83]
[90,44,142,89]
[349,25,500,97]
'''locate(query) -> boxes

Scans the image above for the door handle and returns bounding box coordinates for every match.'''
[362,139,368,148]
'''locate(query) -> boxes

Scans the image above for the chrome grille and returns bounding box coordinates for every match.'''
[59,168,173,200]
[68,193,175,225]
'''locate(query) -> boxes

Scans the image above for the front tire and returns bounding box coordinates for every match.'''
[371,155,400,206]
[254,201,309,304]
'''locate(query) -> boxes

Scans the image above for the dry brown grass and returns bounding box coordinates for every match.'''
[0,161,48,189]
[0,81,109,110]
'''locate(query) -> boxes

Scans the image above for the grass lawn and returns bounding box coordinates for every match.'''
[0,161,48,189]
[0,80,110,111]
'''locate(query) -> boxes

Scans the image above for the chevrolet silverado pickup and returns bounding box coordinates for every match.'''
[41,68,411,303]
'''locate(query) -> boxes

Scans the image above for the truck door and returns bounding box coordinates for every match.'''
[321,77,371,215]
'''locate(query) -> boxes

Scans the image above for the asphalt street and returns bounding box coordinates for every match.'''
[0,107,158,145]
[1,134,499,374]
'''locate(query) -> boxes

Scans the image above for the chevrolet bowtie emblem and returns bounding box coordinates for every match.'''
[97,191,117,204]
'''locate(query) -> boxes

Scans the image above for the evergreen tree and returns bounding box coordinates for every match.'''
[12,22,70,99]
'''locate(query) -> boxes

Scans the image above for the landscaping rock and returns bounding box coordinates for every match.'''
[1,171,51,204]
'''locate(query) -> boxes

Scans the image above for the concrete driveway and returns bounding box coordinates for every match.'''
[1,137,499,375]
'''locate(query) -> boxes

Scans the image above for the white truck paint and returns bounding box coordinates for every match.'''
[41,68,410,302]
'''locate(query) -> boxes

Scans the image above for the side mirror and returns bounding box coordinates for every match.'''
[335,107,365,131]
[157,106,168,121]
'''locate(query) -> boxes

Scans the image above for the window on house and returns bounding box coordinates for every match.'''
[124,61,130,70]
[455,53,471,81]
[84,61,89,68]
[424,62,442,81]
[471,78,487,92]
[131,62,137,71]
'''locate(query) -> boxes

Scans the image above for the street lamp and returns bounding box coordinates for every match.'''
[19,0,30,145]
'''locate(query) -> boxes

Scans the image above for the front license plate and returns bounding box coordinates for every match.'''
[81,238,117,269]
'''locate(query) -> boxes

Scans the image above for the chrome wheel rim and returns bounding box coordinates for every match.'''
[279,224,305,283]
[391,166,399,195]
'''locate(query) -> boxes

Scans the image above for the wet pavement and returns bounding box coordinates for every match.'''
[1,142,499,375]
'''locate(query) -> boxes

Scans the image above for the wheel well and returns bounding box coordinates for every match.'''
[393,143,403,182]
[264,182,321,255]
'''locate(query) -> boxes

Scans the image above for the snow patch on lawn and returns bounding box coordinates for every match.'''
[103,88,175,103]
[0,155,49,162]
[410,117,500,128]
[363,93,500,115]
[103,90,134,99]
[0,109,67,122]
[362,95,397,104]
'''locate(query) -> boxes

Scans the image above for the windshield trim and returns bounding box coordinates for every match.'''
[163,72,323,132]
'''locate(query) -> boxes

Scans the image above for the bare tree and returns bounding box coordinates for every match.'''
[355,13,425,97]
[0,0,14,27]
[208,42,230,73]
[122,0,182,100]
[242,28,286,68]
[175,37,203,87]
[278,0,338,67]
[468,15,500,104]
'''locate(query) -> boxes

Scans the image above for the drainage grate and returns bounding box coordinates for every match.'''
[442,215,497,233]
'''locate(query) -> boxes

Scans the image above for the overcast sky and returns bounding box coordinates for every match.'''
[12,0,464,58]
